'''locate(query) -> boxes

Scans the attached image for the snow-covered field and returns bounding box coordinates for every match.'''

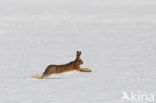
[0,0,156,103]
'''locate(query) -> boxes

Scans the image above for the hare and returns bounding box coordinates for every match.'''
[33,51,91,79]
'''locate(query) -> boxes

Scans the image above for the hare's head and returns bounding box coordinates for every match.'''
[76,51,81,60]
[76,59,83,65]
[75,51,83,65]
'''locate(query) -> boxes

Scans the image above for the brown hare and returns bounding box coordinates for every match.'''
[33,51,91,79]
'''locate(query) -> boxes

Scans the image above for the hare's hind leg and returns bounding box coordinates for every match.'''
[32,75,43,79]
[41,73,53,79]
[33,72,54,79]
[41,66,56,78]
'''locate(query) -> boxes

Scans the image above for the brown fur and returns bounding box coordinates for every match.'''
[33,51,91,79]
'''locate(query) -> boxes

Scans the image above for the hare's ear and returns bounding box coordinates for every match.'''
[76,51,81,60]
[77,51,81,54]
[76,51,81,56]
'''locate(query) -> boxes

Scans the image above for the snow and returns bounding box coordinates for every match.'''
[0,0,156,103]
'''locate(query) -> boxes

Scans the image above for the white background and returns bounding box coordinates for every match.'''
[0,0,156,103]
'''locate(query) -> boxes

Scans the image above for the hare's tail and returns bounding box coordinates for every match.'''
[32,75,43,79]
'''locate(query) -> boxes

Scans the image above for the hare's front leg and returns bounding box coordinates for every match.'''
[78,68,92,72]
